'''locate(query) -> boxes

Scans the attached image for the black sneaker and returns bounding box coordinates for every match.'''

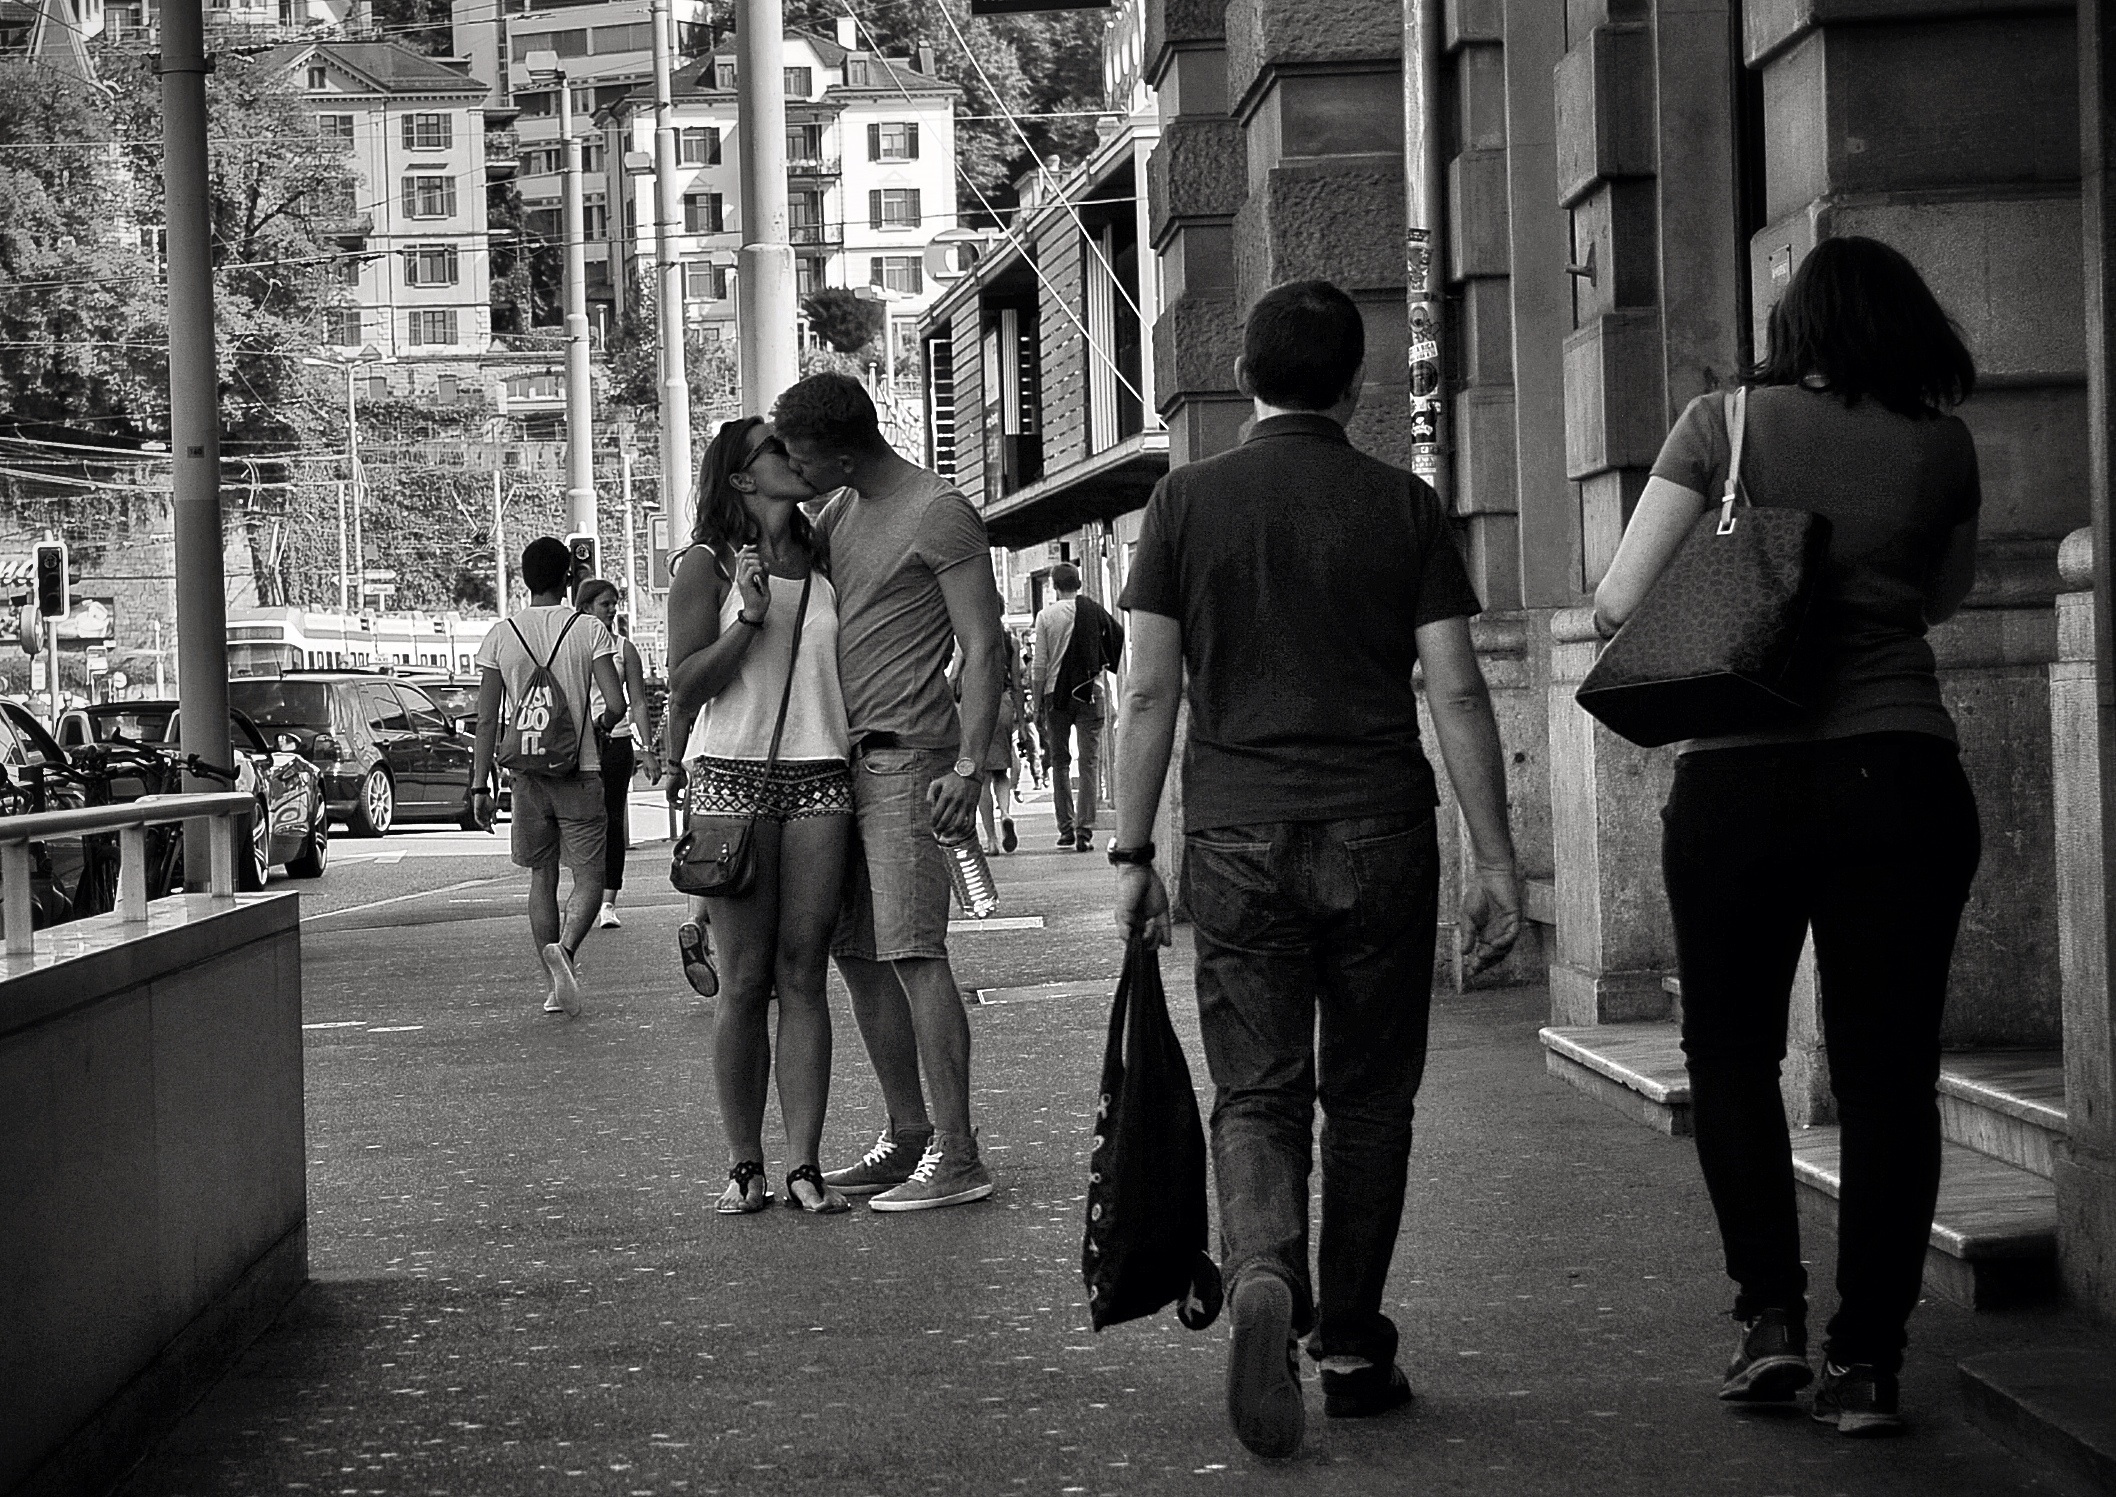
[1811,1361,1903,1437]
[1226,1276,1304,1458]
[1719,1308,1812,1403]
[1321,1362,1413,1419]
[1075,829,1095,852]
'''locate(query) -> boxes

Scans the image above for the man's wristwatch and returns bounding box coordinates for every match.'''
[952,757,980,781]
[1108,842,1155,868]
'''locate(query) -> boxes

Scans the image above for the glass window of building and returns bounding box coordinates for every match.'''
[402,176,458,218]
[317,113,354,144]
[683,192,725,233]
[784,66,811,97]
[325,306,362,345]
[683,261,729,301]
[401,113,452,151]
[404,245,459,286]
[869,255,922,295]
[678,126,721,165]
[408,310,458,346]
[870,121,919,161]
[870,188,921,229]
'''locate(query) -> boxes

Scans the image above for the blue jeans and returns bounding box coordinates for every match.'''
[1183,811,1440,1369]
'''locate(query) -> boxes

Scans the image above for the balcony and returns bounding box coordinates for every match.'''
[485,128,519,182]
[787,155,840,179]
[790,222,843,248]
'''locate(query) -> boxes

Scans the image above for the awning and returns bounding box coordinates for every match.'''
[981,431,1169,550]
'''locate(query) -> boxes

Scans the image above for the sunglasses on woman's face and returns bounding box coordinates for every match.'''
[738,434,788,472]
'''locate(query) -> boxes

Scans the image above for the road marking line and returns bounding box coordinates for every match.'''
[948,916,1045,933]
[303,878,500,924]
[367,1025,425,1033]
[302,1020,366,1029]
[371,852,405,864]
[974,981,1107,1006]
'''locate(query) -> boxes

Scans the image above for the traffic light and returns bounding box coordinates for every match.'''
[33,540,68,620]
[566,533,598,592]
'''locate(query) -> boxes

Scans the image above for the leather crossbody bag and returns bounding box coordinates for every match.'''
[1574,387,1833,748]
[670,573,813,898]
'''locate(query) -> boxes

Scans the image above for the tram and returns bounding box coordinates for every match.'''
[225,607,500,678]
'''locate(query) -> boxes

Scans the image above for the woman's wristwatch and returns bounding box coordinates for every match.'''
[735,612,765,629]
[1108,842,1155,868]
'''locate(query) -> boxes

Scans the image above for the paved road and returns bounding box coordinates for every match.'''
[120,787,2089,1497]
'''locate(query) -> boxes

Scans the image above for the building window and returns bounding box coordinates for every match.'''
[713,60,736,89]
[401,113,452,151]
[783,66,811,98]
[869,121,919,161]
[521,145,562,176]
[316,113,354,145]
[591,21,652,52]
[682,191,724,233]
[403,244,459,286]
[584,200,608,237]
[436,374,458,404]
[331,253,362,286]
[678,126,721,165]
[514,90,554,117]
[789,189,826,244]
[408,310,458,346]
[795,257,823,297]
[324,307,362,346]
[306,63,328,90]
[869,255,922,295]
[869,188,921,230]
[512,27,586,59]
[786,123,822,162]
[581,140,604,173]
[402,176,458,219]
[845,57,871,86]
[683,261,729,301]
[524,205,561,241]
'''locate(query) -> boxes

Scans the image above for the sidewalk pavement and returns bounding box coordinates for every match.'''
[118,788,2094,1496]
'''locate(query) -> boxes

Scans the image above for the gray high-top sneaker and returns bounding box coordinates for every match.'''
[868,1129,994,1212]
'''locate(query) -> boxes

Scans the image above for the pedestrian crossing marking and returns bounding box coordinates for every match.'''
[948,915,1045,933]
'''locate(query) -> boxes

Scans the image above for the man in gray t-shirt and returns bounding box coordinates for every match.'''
[777,373,1008,1213]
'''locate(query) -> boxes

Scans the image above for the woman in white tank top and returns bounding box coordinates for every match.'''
[666,417,854,1216]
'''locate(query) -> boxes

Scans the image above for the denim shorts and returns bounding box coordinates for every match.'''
[831,745,955,963]
[510,770,607,874]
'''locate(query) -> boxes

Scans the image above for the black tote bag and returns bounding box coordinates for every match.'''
[1574,387,1833,748]
[1081,940,1223,1333]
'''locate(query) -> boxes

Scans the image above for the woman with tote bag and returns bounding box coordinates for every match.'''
[1592,237,1984,1435]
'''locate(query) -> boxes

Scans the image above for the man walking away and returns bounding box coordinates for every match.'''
[1034,564,1124,851]
[773,373,1010,1212]
[472,536,628,1017]
[1111,281,1522,1458]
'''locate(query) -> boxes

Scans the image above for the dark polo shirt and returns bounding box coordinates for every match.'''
[1119,413,1482,831]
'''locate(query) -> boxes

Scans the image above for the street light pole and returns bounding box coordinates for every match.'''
[555,65,599,548]
[735,0,797,417]
[345,360,366,606]
[650,0,694,536]
[160,0,233,859]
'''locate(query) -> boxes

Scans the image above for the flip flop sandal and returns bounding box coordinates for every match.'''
[783,1163,851,1215]
[717,1160,772,1214]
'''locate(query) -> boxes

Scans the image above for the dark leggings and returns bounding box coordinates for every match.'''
[601,735,635,894]
[1662,732,1980,1373]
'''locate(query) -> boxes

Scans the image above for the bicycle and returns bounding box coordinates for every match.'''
[54,741,244,918]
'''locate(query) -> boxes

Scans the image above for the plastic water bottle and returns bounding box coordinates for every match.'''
[937,830,1000,919]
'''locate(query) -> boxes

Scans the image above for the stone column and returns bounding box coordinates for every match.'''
[2052,527,2116,1314]
[1546,607,1676,1024]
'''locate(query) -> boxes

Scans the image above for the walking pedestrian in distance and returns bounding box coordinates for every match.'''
[470,537,628,1017]
[772,372,1008,1213]
[1034,564,1123,852]
[1112,280,1522,1458]
[574,580,658,929]
[665,417,856,1215]
[1594,236,1983,1436]
[948,641,1028,854]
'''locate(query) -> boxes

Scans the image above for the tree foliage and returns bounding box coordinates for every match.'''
[801,286,884,354]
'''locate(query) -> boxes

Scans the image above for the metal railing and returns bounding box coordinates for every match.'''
[0,793,255,956]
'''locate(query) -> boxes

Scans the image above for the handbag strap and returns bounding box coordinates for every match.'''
[1716,385,1749,536]
[758,572,814,779]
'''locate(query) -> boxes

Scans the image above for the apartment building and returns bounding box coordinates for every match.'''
[274,40,496,376]
[603,19,959,365]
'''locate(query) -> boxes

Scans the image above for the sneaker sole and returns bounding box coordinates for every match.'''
[867,1181,995,1212]
[1816,1406,1904,1437]
[821,1178,907,1197]
[1227,1277,1304,1459]
[1720,1355,1814,1402]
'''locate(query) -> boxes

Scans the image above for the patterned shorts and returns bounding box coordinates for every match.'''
[685,755,854,824]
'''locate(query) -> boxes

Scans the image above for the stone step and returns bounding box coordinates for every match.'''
[1540,1023,1690,1136]
[1789,1126,2059,1310]
[1937,1050,2066,1180]
[1960,1347,2116,1497]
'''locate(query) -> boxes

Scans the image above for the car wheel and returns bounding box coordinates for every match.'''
[238,803,269,891]
[288,793,330,878]
[351,767,394,837]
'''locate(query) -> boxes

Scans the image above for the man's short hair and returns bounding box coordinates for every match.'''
[521,536,572,595]
[1243,280,1366,410]
[772,373,883,451]
[1051,562,1081,593]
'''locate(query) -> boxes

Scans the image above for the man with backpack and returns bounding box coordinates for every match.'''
[471,536,629,1016]
[1034,563,1125,852]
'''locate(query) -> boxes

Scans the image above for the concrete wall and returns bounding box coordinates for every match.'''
[1,894,307,1497]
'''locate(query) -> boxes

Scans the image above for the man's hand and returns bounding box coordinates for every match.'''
[927,770,981,840]
[1460,862,1522,981]
[1114,865,1171,947]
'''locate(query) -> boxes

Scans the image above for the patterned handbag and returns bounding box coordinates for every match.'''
[670,573,812,898]
[1574,387,1833,748]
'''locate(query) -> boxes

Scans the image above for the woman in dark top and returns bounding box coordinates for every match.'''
[1594,237,1984,1436]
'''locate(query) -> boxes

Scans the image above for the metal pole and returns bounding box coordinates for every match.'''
[152,618,165,696]
[47,617,61,732]
[493,470,508,619]
[650,0,694,536]
[1403,0,1450,506]
[347,364,367,609]
[620,445,637,615]
[559,77,599,545]
[735,0,797,417]
[335,479,349,610]
[162,0,233,886]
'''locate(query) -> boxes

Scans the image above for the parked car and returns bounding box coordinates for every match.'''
[58,701,329,883]
[226,673,480,836]
[397,671,482,734]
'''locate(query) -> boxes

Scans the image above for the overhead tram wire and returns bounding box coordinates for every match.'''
[839,0,1146,410]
